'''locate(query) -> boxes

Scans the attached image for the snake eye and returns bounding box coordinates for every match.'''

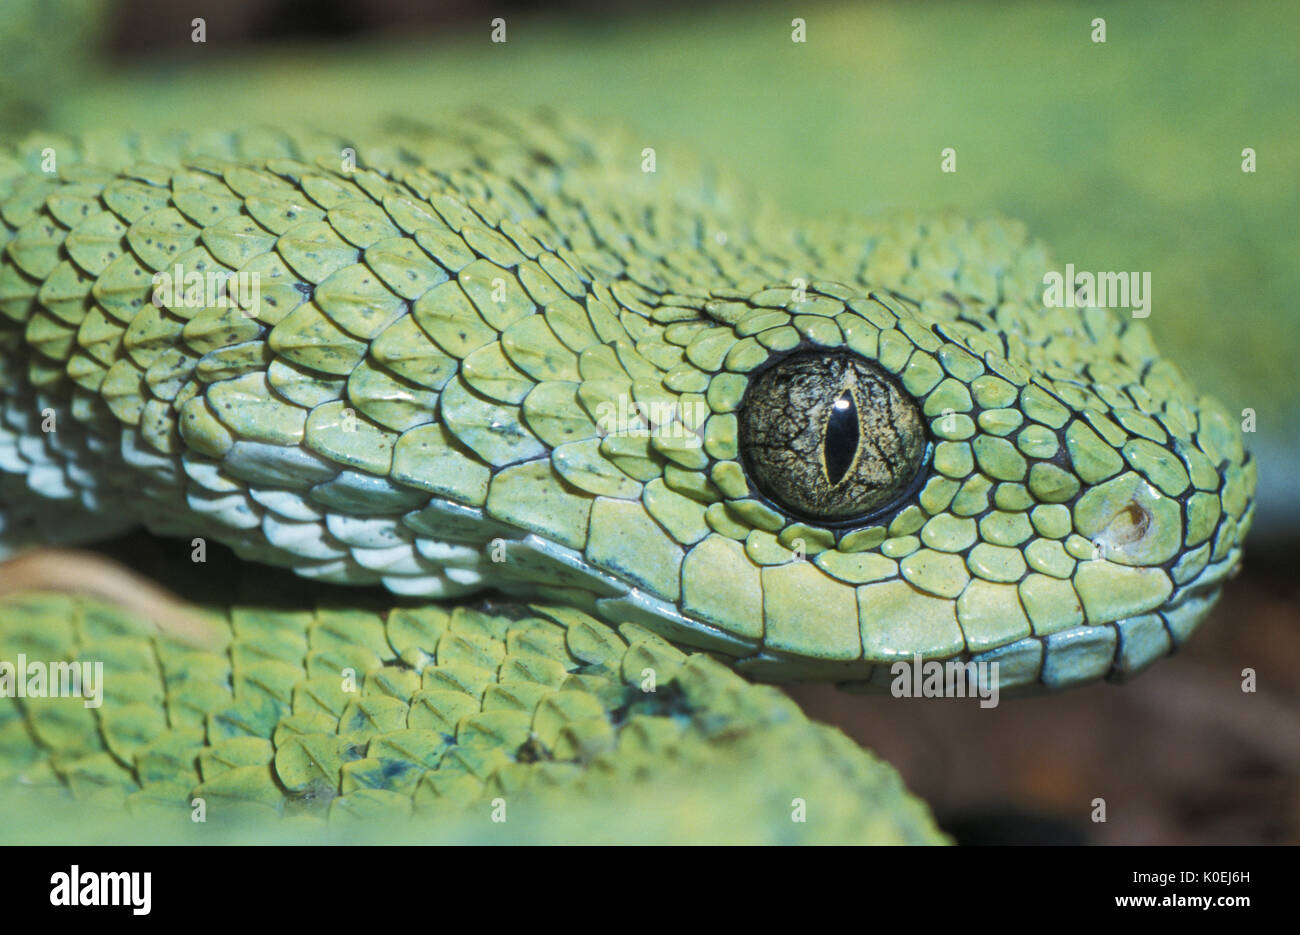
[737,351,928,524]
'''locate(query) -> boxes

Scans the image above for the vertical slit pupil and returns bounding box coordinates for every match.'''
[824,391,859,486]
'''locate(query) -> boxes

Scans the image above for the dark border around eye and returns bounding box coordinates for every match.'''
[735,345,934,533]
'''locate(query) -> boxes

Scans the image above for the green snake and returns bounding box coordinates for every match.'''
[0,111,1255,843]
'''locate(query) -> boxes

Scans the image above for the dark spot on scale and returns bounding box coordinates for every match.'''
[381,759,414,781]
[516,737,551,763]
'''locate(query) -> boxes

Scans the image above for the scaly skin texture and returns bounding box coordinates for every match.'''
[0,113,1254,838]
[0,584,944,843]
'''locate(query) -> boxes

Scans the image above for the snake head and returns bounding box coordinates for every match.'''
[637,283,1256,691]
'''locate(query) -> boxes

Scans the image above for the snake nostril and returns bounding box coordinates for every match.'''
[1096,500,1154,554]
[1116,502,1151,543]
[1075,473,1182,565]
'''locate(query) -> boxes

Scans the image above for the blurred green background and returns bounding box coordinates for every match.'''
[20,0,1295,538]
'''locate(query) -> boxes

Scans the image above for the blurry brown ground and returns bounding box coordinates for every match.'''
[789,555,1300,845]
